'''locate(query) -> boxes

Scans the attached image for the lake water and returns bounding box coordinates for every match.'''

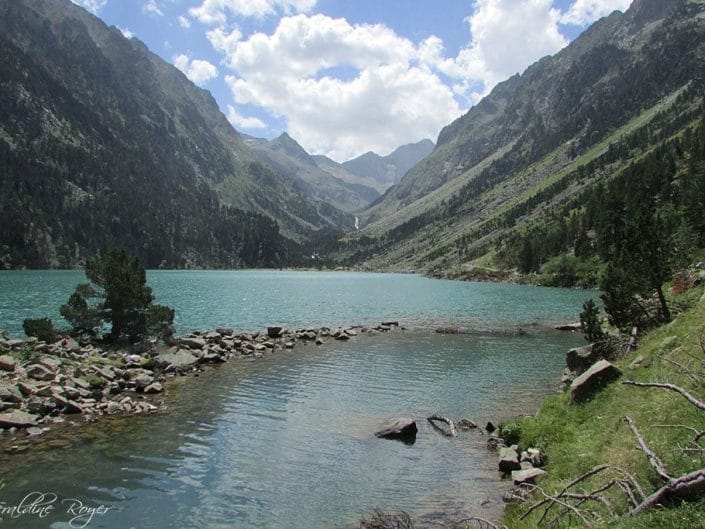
[0,271,591,529]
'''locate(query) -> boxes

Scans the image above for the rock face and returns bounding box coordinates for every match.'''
[570,360,621,403]
[374,418,418,443]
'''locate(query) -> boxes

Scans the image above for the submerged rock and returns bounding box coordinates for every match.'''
[499,446,521,473]
[374,418,418,443]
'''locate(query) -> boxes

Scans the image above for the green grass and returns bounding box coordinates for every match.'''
[503,282,705,528]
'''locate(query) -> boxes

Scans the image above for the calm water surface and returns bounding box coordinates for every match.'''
[0,271,591,528]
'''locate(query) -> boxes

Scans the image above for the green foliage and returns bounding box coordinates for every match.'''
[579,298,605,343]
[539,253,601,288]
[60,247,174,342]
[22,317,58,343]
[85,374,107,389]
[498,421,522,446]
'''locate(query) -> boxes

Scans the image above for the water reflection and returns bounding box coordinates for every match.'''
[0,329,583,529]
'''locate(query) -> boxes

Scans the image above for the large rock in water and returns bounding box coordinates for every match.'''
[374,418,418,443]
[499,446,522,473]
[570,360,621,403]
[155,349,198,372]
[0,410,38,428]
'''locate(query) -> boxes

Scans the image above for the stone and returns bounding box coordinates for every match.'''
[522,448,543,467]
[39,356,62,371]
[334,332,350,341]
[132,372,154,391]
[315,338,324,345]
[512,468,547,485]
[105,401,122,414]
[499,446,521,473]
[485,421,496,433]
[0,401,17,412]
[0,383,23,403]
[180,337,206,350]
[458,418,478,430]
[64,400,84,414]
[216,328,234,336]
[204,331,222,341]
[660,336,679,351]
[143,382,163,394]
[554,322,582,331]
[155,349,198,371]
[566,344,598,373]
[26,426,45,437]
[96,367,116,381]
[57,337,81,353]
[570,360,621,403]
[344,329,358,337]
[374,418,418,443]
[72,377,91,390]
[628,355,645,369]
[17,381,36,396]
[381,321,399,327]
[267,326,283,338]
[0,355,16,372]
[487,437,502,450]
[0,410,38,428]
[284,342,295,349]
[26,363,55,381]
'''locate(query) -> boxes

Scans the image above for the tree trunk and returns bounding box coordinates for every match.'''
[655,284,671,322]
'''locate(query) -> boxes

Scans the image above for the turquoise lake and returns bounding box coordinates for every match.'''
[0,271,592,528]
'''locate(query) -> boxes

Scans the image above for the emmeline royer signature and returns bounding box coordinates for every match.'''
[0,491,114,528]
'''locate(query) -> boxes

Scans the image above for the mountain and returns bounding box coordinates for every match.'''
[0,0,349,269]
[342,139,435,193]
[346,0,705,273]
[244,133,380,215]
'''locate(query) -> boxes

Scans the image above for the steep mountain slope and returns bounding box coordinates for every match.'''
[348,0,705,273]
[244,133,379,214]
[342,139,435,193]
[0,0,348,268]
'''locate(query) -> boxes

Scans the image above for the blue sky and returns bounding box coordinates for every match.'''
[72,0,633,161]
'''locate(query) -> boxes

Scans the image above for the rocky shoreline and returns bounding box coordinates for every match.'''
[0,322,402,452]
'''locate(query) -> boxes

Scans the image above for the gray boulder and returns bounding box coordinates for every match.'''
[512,468,547,485]
[0,354,16,372]
[267,326,283,338]
[566,344,598,373]
[570,360,621,403]
[143,382,163,394]
[155,349,198,371]
[26,363,55,381]
[374,418,418,443]
[0,383,23,403]
[0,410,39,428]
[180,337,206,350]
[499,446,522,473]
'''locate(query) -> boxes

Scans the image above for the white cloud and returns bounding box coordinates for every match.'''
[226,105,267,129]
[427,0,568,102]
[70,0,106,14]
[178,15,192,29]
[173,54,219,85]
[143,0,164,16]
[189,0,316,25]
[118,27,134,39]
[206,27,243,60]
[561,0,633,26]
[221,14,460,160]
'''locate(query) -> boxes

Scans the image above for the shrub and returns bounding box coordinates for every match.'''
[499,420,522,446]
[22,317,58,343]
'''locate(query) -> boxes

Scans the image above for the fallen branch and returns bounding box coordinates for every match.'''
[630,468,705,515]
[652,424,705,446]
[622,380,705,411]
[625,415,672,481]
[447,516,507,529]
[427,414,457,437]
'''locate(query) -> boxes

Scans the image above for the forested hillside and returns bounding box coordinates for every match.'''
[0,0,349,268]
[337,0,705,279]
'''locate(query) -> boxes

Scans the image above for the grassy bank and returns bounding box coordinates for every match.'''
[503,283,705,528]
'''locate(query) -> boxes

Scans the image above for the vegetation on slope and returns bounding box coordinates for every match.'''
[504,272,705,528]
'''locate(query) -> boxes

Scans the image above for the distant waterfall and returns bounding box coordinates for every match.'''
[354,216,359,230]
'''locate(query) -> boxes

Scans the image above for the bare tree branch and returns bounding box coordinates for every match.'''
[630,468,705,515]
[625,415,672,481]
[622,380,705,411]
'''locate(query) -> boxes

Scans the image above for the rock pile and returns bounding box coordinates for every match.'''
[0,322,403,448]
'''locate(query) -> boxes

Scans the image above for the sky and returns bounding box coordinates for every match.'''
[71,0,633,162]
